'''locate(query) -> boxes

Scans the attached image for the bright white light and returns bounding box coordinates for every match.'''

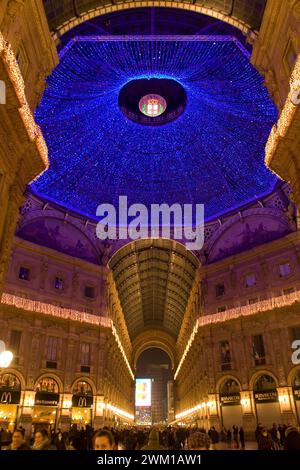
[0,350,13,368]
[135,378,152,407]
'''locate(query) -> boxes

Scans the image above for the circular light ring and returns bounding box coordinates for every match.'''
[139,94,167,117]
[118,78,187,126]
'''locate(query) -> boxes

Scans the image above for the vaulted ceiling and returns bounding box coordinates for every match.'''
[43,1,267,36]
[108,239,199,340]
[31,36,277,221]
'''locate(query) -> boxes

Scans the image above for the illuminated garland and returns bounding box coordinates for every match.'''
[0,32,48,169]
[175,401,213,420]
[111,324,134,380]
[1,293,134,379]
[31,36,277,221]
[106,403,134,421]
[175,289,300,379]
[265,55,300,168]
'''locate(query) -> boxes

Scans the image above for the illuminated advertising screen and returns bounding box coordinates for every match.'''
[135,378,152,407]
[135,408,152,426]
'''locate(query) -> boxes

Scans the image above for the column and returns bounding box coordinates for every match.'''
[18,390,35,438]
[94,395,105,429]
[59,393,72,433]
[278,387,298,425]
[207,394,221,429]
[240,390,257,439]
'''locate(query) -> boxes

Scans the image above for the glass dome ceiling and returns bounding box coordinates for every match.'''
[31,36,278,221]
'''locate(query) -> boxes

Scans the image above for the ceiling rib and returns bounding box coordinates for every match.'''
[109,239,199,341]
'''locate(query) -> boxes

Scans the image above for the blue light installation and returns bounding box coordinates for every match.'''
[31,36,278,221]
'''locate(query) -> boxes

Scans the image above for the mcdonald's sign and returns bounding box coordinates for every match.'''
[35,392,59,406]
[78,397,87,407]
[0,390,21,404]
[72,394,93,408]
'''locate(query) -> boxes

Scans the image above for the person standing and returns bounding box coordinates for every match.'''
[220,427,226,443]
[278,424,285,447]
[270,423,280,449]
[226,428,232,448]
[255,423,263,443]
[284,427,300,450]
[257,428,276,450]
[55,431,67,450]
[232,426,239,449]
[239,427,245,449]
[208,426,219,450]
[141,429,166,450]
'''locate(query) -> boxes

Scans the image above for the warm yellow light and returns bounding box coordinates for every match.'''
[107,403,134,421]
[278,395,288,403]
[63,400,72,409]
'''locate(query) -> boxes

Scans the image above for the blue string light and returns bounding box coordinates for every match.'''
[31,36,278,221]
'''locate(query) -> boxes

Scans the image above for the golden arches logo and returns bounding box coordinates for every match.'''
[78,396,87,407]
[1,391,12,403]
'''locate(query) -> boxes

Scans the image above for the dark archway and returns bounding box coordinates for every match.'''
[136,348,172,424]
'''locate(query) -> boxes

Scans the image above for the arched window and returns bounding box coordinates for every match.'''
[220,379,240,395]
[254,374,276,392]
[36,377,59,394]
[72,381,93,396]
[0,373,21,391]
[292,370,300,388]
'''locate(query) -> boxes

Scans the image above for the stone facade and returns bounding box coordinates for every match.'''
[255,1,300,215]
[175,232,300,434]
[0,0,58,294]
[0,298,134,435]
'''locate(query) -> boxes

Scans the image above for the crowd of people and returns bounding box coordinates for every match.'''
[1,422,300,451]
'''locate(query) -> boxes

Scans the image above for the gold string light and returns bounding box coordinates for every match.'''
[0,32,48,168]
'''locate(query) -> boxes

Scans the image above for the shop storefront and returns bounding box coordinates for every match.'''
[33,377,60,433]
[254,374,281,427]
[292,370,300,424]
[71,381,93,428]
[0,373,21,432]
[219,379,243,428]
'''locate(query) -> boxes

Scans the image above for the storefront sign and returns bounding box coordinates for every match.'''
[293,387,300,400]
[0,390,21,404]
[220,394,241,406]
[35,392,59,406]
[254,390,278,403]
[72,395,93,408]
